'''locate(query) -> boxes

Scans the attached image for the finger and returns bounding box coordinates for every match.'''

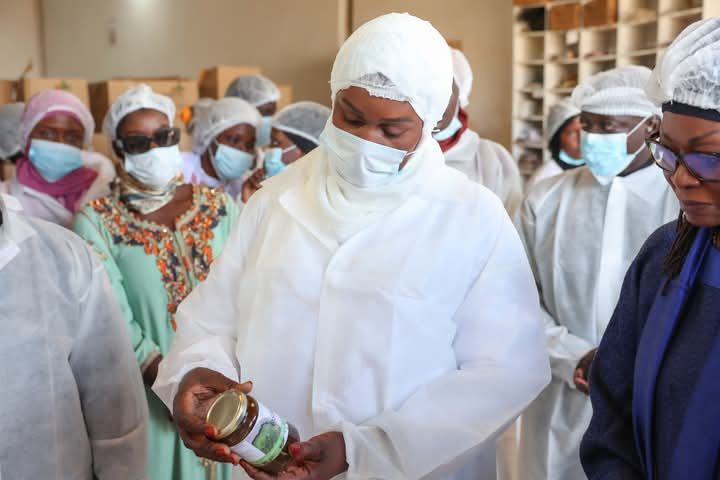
[184,435,239,465]
[290,439,324,462]
[175,410,212,436]
[231,381,253,394]
[240,461,276,480]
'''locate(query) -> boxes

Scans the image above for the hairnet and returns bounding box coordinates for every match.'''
[547,99,581,141]
[186,97,214,135]
[224,74,281,107]
[20,90,94,151]
[190,97,261,154]
[0,102,25,158]
[451,48,473,108]
[272,101,331,145]
[571,65,661,118]
[330,12,453,134]
[102,84,176,141]
[646,17,720,113]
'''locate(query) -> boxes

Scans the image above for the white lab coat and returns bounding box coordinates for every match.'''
[524,160,563,192]
[0,151,116,228]
[154,151,551,480]
[444,129,523,216]
[0,194,148,480]
[514,165,678,480]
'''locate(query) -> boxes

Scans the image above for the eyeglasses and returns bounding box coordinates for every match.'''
[115,127,181,155]
[646,136,720,182]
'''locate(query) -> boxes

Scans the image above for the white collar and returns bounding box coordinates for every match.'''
[0,194,36,271]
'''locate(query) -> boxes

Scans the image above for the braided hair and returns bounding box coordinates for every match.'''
[663,210,699,280]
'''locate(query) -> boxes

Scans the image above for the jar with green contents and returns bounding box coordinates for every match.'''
[206,390,300,474]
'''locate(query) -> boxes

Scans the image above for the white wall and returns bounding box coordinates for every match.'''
[353,0,514,147]
[40,0,343,105]
[0,0,44,79]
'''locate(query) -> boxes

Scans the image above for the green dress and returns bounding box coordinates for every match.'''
[74,185,239,480]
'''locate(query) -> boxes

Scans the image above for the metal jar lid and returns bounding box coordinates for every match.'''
[206,390,248,439]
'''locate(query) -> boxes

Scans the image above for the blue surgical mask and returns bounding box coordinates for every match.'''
[256,116,273,147]
[433,115,463,142]
[210,143,254,181]
[28,139,84,182]
[264,145,297,178]
[559,150,585,167]
[580,116,649,185]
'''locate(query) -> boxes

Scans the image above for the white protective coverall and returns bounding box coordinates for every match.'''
[443,49,523,215]
[154,13,550,480]
[514,165,678,479]
[0,193,148,479]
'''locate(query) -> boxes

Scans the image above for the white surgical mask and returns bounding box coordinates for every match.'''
[581,115,649,185]
[256,116,273,147]
[320,123,409,188]
[124,145,182,189]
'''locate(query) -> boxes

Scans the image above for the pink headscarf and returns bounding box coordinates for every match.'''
[16,90,98,213]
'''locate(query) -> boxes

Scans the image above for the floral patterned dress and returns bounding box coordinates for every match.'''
[74,184,240,480]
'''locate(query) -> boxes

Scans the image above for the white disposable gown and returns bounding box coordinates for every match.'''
[514,165,679,480]
[444,130,523,216]
[0,194,148,479]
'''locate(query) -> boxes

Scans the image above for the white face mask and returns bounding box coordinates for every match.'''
[319,123,410,188]
[124,145,182,189]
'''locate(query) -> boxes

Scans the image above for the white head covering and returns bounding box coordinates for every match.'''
[298,13,452,243]
[547,99,581,141]
[646,17,720,112]
[451,48,473,108]
[102,84,176,141]
[190,97,261,155]
[225,74,281,108]
[272,101,331,145]
[0,103,24,158]
[572,65,661,118]
[330,13,453,136]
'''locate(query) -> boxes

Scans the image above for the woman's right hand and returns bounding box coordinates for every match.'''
[241,168,266,203]
[173,367,252,464]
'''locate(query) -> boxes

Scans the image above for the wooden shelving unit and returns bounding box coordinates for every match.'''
[512,0,716,177]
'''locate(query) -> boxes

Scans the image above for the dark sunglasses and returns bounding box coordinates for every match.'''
[115,127,181,155]
[646,136,720,182]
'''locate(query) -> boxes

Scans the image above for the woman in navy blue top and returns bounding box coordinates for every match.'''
[581,17,720,480]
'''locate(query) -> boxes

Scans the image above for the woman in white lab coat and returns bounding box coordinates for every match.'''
[0,90,115,228]
[154,13,550,480]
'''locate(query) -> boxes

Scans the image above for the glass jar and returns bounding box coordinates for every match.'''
[206,389,300,474]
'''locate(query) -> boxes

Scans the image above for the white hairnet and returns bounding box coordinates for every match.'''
[190,97,261,155]
[451,48,473,108]
[330,12,454,134]
[102,84,176,141]
[646,17,720,112]
[547,99,581,141]
[0,102,24,158]
[186,97,214,135]
[272,101,331,145]
[571,65,661,118]
[224,74,281,107]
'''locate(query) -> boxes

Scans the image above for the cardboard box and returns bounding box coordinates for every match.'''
[277,85,293,110]
[90,79,198,133]
[584,0,618,27]
[0,81,18,105]
[18,78,89,106]
[549,3,581,30]
[91,133,114,159]
[198,65,262,99]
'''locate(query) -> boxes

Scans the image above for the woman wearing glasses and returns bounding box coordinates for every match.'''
[581,18,720,479]
[73,85,238,480]
[1,90,115,227]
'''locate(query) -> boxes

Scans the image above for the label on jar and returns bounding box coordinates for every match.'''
[230,401,289,466]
